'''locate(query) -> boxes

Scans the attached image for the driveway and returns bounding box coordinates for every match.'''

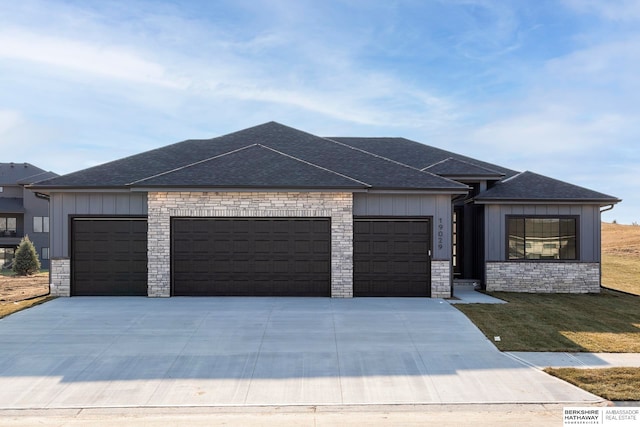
[0,297,601,408]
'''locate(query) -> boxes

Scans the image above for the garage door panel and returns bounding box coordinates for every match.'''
[72,218,148,296]
[313,240,330,253]
[172,218,330,296]
[354,218,431,297]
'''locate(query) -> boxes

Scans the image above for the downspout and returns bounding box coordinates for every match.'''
[598,204,615,291]
[34,192,50,201]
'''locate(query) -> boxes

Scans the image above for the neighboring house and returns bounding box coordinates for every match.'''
[0,163,58,270]
[28,122,620,298]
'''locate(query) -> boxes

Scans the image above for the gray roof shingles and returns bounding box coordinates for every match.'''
[0,163,48,185]
[29,122,618,203]
[422,157,505,178]
[32,122,468,192]
[328,137,519,178]
[131,144,369,189]
[474,171,620,203]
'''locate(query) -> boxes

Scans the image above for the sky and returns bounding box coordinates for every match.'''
[0,0,638,224]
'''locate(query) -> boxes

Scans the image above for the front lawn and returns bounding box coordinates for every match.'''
[455,289,640,352]
[545,367,640,401]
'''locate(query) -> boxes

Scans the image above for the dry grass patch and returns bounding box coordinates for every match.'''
[0,295,55,319]
[455,290,640,352]
[602,253,640,296]
[601,222,640,295]
[0,271,52,318]
[0,271,49,302]
[545,367,640,401]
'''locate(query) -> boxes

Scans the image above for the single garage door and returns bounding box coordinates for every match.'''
[172,218,331,296]
[71,218,148,296]
[354,218,431,297]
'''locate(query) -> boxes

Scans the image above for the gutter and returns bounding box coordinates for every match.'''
[600,204,615,213]
[34,192,50,201]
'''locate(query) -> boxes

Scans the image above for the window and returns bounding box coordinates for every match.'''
[508,216,577,260]
[41,247,49,260]
[33,216,49,233]
[0,247,15,268]
[0,217,17,237]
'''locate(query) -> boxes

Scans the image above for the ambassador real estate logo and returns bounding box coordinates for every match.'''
[564,407,639,425]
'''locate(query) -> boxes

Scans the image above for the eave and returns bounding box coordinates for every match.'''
[473,198,622,206]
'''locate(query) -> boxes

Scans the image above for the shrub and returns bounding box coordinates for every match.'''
[12,235,41,276]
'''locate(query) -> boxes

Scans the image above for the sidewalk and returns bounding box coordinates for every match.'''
[449,283,506,304]
[507,352,640,369]
[450,285,640,370]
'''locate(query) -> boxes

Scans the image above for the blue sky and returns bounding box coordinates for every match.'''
[0,0,638,223]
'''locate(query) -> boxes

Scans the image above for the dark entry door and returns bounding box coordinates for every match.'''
[171,218,331,296]
[354,218,431,297]
[71,218,148,296]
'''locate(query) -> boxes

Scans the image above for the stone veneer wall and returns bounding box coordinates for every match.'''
[431,260,451,298]
[50,258,70,296]
[486,262,600,293]
[147,191,353,298]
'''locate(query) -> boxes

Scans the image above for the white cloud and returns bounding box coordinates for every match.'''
[0,28,187,89]
[563,0,640,21]
[0,110,23,135]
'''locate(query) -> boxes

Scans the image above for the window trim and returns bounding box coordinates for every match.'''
[505,215,580,262]
[0,217,18,236]
[33,216,50,233]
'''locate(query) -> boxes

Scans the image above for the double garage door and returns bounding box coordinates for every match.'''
[71,217,431,297]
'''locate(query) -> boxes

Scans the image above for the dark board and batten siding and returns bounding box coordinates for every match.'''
[484,204,602,263]
[353,193,452,261]
[50,192,148,258]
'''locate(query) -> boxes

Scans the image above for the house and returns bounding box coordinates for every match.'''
[0,163,58,270]
[28,122,620,297]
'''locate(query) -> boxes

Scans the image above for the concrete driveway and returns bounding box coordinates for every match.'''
[0,297,601,409]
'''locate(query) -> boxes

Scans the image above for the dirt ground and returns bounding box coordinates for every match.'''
[0,272,49,303]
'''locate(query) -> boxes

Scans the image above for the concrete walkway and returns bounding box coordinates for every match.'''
[449,283,506,304]
[508,352,640,369]
[0,297,601,409]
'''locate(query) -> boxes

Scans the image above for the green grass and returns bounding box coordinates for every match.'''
[545,367,640,401]
[455,289,640,352]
